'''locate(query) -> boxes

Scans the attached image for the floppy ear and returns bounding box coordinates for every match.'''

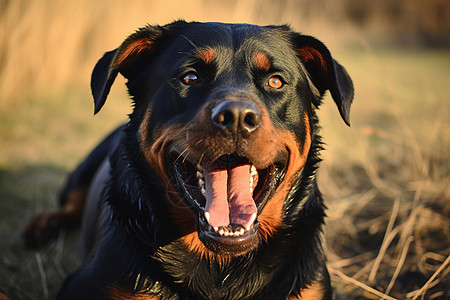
[292,34,354,126]
[91,26,162,114]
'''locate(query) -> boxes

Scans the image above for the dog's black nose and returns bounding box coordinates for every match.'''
[211,100,261,133]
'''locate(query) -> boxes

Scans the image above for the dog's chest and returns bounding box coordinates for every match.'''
[149,244,279,300]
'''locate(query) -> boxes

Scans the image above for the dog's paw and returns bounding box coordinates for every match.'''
[22,211,62,249]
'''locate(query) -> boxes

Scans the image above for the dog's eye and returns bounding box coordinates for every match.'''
[182,72,199,85]
[266,76,283,89]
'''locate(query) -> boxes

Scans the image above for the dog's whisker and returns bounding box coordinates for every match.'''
[197,147,210,166]
[195,139,204,146]
[174,146,191,164]
[181,151,191,164]
[180,34,199,51]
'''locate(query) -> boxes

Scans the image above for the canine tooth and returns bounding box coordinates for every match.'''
[218,228,225,236]
[214,227,219,232]
[196,164,203,172]
[204,212,210,223]
[246,213,257,231]
[196,171,204,179]
[198,178,205,188]
[249,165,258,194]
[201,188,206,196]
[239,228,245,235]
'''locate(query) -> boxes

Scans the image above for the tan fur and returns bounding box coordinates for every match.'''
[287,281,324,300]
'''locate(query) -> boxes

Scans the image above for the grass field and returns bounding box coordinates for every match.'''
[1,1,449,299]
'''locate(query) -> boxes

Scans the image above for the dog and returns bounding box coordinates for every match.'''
[23,20,354,299]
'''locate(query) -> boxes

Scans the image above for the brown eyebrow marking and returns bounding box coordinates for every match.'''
[196,47,217,64]
[253,52,271,71]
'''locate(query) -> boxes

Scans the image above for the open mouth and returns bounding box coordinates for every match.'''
[169,148,287,255]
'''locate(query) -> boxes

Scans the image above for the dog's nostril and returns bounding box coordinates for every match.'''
[213,110,235,128]
[243,110,260,131]
[211,100,261,133]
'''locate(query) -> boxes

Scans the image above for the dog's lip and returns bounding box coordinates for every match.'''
[197,216,260,255]
[169,143,289,171]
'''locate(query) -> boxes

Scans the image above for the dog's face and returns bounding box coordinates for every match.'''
[92,21,353,257]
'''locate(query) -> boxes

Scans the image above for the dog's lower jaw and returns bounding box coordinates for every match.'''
[197,215,260,256]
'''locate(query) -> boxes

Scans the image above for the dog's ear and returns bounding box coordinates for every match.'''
[292,34,354,126]
[91,26,163,114]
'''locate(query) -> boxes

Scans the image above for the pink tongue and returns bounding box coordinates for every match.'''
[204,163,257,229]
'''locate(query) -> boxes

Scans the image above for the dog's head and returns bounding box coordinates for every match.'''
[92,21,353,257]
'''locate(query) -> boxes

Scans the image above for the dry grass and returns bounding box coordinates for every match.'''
[0,1,449,299]
[319,48,450,299]
[319,47,450,299]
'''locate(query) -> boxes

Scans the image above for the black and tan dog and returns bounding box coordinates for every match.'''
[24,21,354,299]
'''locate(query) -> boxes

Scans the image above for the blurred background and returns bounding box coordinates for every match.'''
[0,0,449,299]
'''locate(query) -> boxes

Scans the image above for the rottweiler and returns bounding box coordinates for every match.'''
[23,20,354,299]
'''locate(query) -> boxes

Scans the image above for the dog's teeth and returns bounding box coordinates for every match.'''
[250,165,257,175]
[246,213,257,231]
[213,225,247,237]
[249,165,258,194]
[204,212,210,223]
[196,164,203,172]
[198,178,205,188]
[197,171,205,194]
